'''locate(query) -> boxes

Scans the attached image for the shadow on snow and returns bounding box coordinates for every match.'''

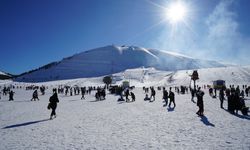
[2,119,50,129]
[167,106,175,112]
[200,116,215,127]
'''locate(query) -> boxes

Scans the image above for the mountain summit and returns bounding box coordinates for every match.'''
[15,45,226,82]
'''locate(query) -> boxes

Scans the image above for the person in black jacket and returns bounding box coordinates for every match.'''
[130,92,135,102]
[163,89,168,106]
[150,87,156,101]
[49,92,59,119]
[196,87,204,116]
[168,89,175,108]
[9,90,14,101]
[31,90,39,101]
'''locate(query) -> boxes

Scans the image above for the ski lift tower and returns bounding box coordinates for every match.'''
[191,70,199,90]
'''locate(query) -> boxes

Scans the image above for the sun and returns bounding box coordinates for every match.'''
[165,1,187,24]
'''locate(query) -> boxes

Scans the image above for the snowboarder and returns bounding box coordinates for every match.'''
[196,87,204,116]
[48,92,59,119]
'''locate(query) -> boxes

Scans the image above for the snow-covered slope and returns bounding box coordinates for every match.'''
[0,82,249,149]
[15,45,226,82]
[0,71,12,80]
[11,65,250,88]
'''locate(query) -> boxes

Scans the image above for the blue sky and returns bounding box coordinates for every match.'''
[1,0,250,74]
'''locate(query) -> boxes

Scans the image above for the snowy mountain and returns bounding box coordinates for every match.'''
[14,65,249,88]
[0,71,12,80]
[15,45,226,82]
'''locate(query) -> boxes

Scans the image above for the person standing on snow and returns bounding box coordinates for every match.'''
[168,89,176,108]
[9,90,14,101]
[196,87,205,116]
[163,89,168,106]
[219,88,225,108]
[130,92,135,102]
[150,87,156,101]
[48,92,59,119]
[31,90,39,101]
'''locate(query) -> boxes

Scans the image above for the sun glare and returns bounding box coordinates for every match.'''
[166,1,187,24]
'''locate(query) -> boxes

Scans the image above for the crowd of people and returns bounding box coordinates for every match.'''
[0,83,249,119]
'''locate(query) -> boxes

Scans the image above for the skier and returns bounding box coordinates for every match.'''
[48,92,59,119]
[196,87,205,116]
[31,90,39,101]
[168,89,175,107]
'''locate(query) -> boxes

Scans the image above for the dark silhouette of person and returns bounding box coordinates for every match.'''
[31,90,39,101]
[219,89,225,108]
[130,92,135,102]
[9,90,14,101]
[163,89,168,105]
[168,90,175,107]
[150,87,156,101]
[196,87,204,116]
[191,88,196,102]
[49,92,59,119]
[81,87,86,100]
[125,88,130,102]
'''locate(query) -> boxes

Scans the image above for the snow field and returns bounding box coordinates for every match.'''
[0,87,249,150]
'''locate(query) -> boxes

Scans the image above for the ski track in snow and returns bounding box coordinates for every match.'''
[0,87,249,150]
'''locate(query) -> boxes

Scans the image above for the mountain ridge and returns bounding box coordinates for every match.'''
[14,45,227,82]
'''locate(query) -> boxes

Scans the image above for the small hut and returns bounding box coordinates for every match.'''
[213,80,226,89]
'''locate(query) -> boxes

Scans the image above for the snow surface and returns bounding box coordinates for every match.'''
[1,66,250,149]
[0,86,249,149]
[15,45,226,82]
